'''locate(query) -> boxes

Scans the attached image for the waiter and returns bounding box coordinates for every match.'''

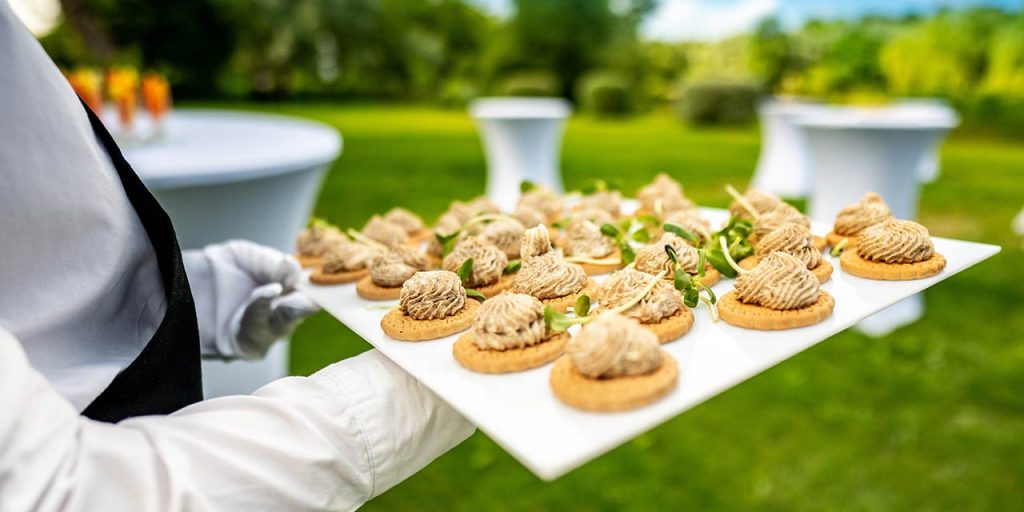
[0,3,472,510]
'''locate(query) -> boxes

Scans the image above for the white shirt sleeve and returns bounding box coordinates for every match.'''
[0,327,475,512]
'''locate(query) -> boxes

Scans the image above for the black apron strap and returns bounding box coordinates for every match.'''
[79,101,203,422]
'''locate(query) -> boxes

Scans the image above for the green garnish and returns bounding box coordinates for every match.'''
[665,243,719,320]
[544,270,668,332]
[520,180,537,193]
[574,295,591,317]
[504,259,521,274]
[456,258,474,285]
[830,238,848,257]
[465,289,487,301]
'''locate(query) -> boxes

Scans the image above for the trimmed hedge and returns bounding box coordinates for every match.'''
[577,71,634,117]
[680,81,761,125]
[495,70,561,97]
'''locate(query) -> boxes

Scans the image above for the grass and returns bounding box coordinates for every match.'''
[200,102,1023,510]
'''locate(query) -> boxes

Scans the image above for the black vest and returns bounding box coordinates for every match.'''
[79,101,203,422]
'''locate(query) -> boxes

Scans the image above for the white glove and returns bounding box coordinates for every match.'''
[183,240,319,360]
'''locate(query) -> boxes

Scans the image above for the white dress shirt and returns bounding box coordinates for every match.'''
[0,2,474,509]
[0,328,474,511]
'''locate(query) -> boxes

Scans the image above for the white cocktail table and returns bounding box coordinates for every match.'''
[124,109,342,397]
[795,106,958,336]
[301,207,998,480]
[470,97,572,210]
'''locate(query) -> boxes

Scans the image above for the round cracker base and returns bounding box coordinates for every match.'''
[739,256,833,283]
[473,273,516,298]
[297,254,322,268]
[719,290,834,330]
[812,235,827,252]
[380,299,481,341]
[549,351,679,412]
[310,268,368,285]
[356,276,404,300]
[539,279,599,313]
[642,307,694,343]
[840,250,946,281]
[453,332,569,373]
[826,231,857,249]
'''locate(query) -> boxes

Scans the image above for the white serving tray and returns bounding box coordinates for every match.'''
[300,208,1000,480]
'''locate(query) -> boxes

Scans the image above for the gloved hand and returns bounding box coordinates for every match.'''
[183,240,319,360]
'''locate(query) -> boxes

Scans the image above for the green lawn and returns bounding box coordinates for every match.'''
[208,103,1022,510]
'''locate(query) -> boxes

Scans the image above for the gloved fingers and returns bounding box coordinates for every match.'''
[249,282,285,302]
[214,240,303,290]
[268,293,318,339]
[270,291,319,320]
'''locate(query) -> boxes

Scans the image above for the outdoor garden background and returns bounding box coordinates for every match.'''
[20,0,1024,509]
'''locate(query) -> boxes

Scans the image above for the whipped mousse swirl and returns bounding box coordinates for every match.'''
[362,215,408,248]
[729,188,784,219]
[514,225,587,299]
[472,293,549,351]
[662,209,711,241]
[834,192,892,236]
[517,187,564,221]
[753,202,811,239]
[322,240,382,273]
[370,246,430,287]
[856,218,935,263]
[296,223,342,257]
[568,313,662,379]
[399,270,467,320]
[512,205,547,228]
[383,207,425,235]
[634,232,701,275]
[756,222,822,269]
[443,237,508,287]
[575,190,622,216]
[735,252,819,310]
[480,219,524,259]
[563,220,616,259]
[598,268,682,324]
[637,173,694,216]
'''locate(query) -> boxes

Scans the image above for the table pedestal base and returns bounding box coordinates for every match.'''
[855,295,923,337]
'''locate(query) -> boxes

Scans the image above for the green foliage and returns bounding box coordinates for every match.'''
[577,70,634,117]
[494,70,561,97]
[680,81,761,125]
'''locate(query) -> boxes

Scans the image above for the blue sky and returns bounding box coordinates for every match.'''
[473,0,1024,41]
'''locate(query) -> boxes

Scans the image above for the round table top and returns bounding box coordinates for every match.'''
[791,103,959,131]
[469,97,572,120]
[120,109,342,189]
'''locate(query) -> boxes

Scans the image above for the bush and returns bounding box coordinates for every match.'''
[494,70,561,97]
[954,94,1024,138]
[577,71,634,117]
[680,81,762,125]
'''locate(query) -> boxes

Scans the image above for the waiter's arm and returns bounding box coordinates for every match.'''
[0,327,474,511]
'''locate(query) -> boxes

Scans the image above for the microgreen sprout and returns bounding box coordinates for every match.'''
[597,222,637,265]
[346,228,389,251]
[456,258,474,285]
[574,295,591,317]
[504,259,521,274]
[830,238,848,257]
[725,184,761,220]
[665,244,719,321]
[434,212,524,258]
[454,258,487,301]
[520,180,537,193]
[702,215,754,278]
[544,269,668,332]
[719,236,747,276]
[663,222,701,244]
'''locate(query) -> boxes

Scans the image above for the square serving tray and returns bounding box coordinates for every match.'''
[299,208,1000,480]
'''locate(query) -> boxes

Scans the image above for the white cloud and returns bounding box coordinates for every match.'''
[642,0,781,41]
